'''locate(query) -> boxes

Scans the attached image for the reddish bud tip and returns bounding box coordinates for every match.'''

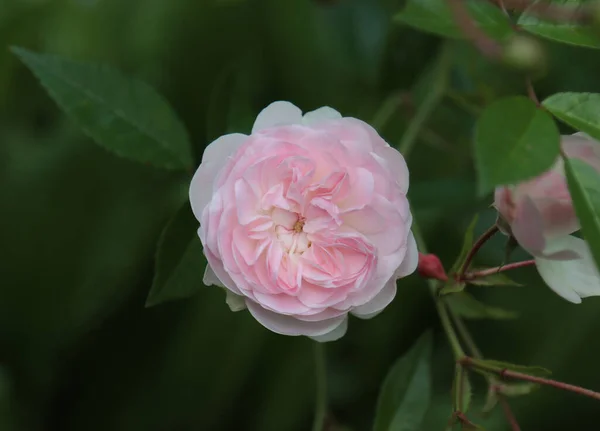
[417,253,448,282]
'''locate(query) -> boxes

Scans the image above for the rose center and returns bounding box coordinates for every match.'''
[293,219,305,233]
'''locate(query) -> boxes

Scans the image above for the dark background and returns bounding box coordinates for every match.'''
[1,0,600,430]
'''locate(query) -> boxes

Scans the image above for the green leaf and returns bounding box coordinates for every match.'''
[439,281,467,296]
[543,92,600,142]
[12,47,193,170]
[146,203,205,307]
[466,269,522,287]
[497,382,540,397]
[446,292,518,320]
[373,332,433,431]
[452,365,472,413]
[393,0,512,40]
[564,157,600,270]
[475,96,560,195]
[518,0,600,49]
[449,215,479,275]
[469,358,552,377]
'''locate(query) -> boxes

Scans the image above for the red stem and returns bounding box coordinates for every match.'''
[461,357,600,401]
[457,225,499,279]
[446,0,503,59]
[498,395,522,431]
[463,259,535,281]
[500,369,600,401]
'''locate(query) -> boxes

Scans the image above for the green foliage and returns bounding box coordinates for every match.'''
[12,47,193,170]
[449,215,479,275]
[146,202,205,307]
[3,0,600,430]
[452,365,472,413]
[564,158,600,270]
[475,96,560,195]
[518,0,600,49]
[393,0,512,40]
[373,332,432,431]
[446,292,518,320]
[469,358,552,377]
[466,270,522,287]
[543,92,600,142]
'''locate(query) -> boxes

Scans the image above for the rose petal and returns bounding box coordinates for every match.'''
[535,236,600,303]
[225,290,247,312]
[246,300,347,336]
[302,106,342,126]
[252,101,303,133]
[190,133,246,220]
[309,317,348,342]
[351,277,397,319]
[395,230,418,278]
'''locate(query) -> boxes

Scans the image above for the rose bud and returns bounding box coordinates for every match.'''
[494,133,600,303]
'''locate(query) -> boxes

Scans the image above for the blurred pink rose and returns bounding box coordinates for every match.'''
[494,133,600,303]
[189,101,418,341]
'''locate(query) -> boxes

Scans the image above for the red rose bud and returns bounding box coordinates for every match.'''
[417,253,448,282]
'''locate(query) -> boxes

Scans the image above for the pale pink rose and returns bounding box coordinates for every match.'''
[189,101,418,341]
[494,133,600,303]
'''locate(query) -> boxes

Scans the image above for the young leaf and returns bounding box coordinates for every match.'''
[469,358,552,377]
[497,382,540,397]
[475,96,560,195]
[146,203,205,307]
[449,215,479,275]
[543,92,600,142]
[393,0,512,40]
[452,365,472,413]
[439,281,466,296]
[12,47,193,171]
[466,270,522,287]
[373,331,433,431]
[518,0,600,49]
[446,292,518,320]
[563,158,600,270]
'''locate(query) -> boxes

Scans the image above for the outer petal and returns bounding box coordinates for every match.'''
[535,236,600,303]
[351,277,397,319]
[190,133,246,220]
[252,101,303,133]
[511,195,546,257]
[225,290,247,312]
[394,230,418,278]
[246,300,347,337]
[309,317,348,342]
[203,264,223,287]
[302,106,342,126]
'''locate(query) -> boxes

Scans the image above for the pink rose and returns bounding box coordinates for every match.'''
[494,133,600,303]
[189,101,418,341]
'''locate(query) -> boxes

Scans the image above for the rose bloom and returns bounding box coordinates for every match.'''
[495,133,600,303]
[189,101,417,341]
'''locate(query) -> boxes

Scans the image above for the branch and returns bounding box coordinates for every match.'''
[457,225,500,280]
[446,0,503,59]
[461,357,600,401]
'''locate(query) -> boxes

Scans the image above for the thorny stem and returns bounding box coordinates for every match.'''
[462,259,536,281]
[461,357,600,401]
[457,225,500,280]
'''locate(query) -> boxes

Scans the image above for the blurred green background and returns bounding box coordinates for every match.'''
[2,0,600,430]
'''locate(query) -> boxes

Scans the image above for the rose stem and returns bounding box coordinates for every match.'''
[463,259,536,281]
[311,342,327,431]
[457,225,500,280]
[460,357,600,401]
